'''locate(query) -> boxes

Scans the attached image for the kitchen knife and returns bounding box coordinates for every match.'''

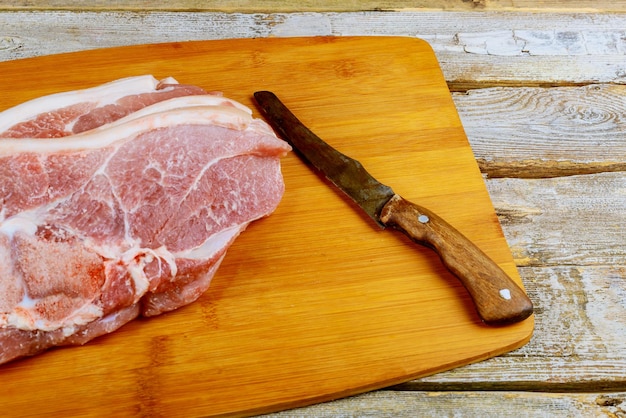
[254,91,533,325]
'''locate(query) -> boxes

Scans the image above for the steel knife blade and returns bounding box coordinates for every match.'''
[254,91,533,325]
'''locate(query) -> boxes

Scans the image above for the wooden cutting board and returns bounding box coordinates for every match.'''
[0,37,533,417]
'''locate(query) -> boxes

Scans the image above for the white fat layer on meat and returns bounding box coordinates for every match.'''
[121,246,176,300]
[0,75,172,132]
[7,297,103,332]
[114,94,253,120]
[173,224,244,260]
[79,94,253,136]
[117,224,244,301]
[0,105,254,157]
[0,210,39,238]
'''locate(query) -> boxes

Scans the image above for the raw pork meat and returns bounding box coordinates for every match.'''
[0,75,234,138]
[0,79,291,364]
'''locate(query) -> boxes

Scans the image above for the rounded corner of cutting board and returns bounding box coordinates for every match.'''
[401,35,438,53]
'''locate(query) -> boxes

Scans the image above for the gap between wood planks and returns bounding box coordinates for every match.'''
[391,379,626,393]
[477,159,626,179]
[448,81,596,93]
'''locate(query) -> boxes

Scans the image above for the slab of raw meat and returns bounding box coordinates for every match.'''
[0,75,239,138]
[0,88,291,365]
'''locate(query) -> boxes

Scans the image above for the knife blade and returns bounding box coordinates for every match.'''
[254,91,533,325]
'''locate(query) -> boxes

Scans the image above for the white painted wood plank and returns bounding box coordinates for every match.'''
[3,0,626,13]
[415,267,626,387]
[488,173,626,266]
[264,390,626,417]
[1,11,626,86]
[452,85,626,177]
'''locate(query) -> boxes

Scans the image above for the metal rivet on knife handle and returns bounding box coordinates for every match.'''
[253,91,534,326]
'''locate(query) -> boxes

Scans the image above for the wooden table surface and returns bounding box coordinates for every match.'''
[1,2,624,416]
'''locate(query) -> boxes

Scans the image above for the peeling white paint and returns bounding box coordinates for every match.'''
[453,29,626,56]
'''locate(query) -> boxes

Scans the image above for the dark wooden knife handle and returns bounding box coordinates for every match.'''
[379,194,533,325]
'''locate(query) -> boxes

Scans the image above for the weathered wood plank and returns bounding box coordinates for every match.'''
[0,1,469,12]
[263,390,626,417]
[488,173,626,266]
[1,11,626,87]
[327,11,626,87]
[2,0,626,13]
[452,85,626,178]
[398,263,626,389]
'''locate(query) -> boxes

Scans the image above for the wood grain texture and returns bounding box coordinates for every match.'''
[2,0,626,13]
[1,7,625,417]
[0,36,532,417]
[489,173,626,266]
[264,390,626,417]
[453,85,626,178]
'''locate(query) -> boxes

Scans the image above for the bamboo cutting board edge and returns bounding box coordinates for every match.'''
[0,36,534,417]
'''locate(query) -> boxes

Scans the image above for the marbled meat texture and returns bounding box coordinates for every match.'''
[0,76,291,364]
